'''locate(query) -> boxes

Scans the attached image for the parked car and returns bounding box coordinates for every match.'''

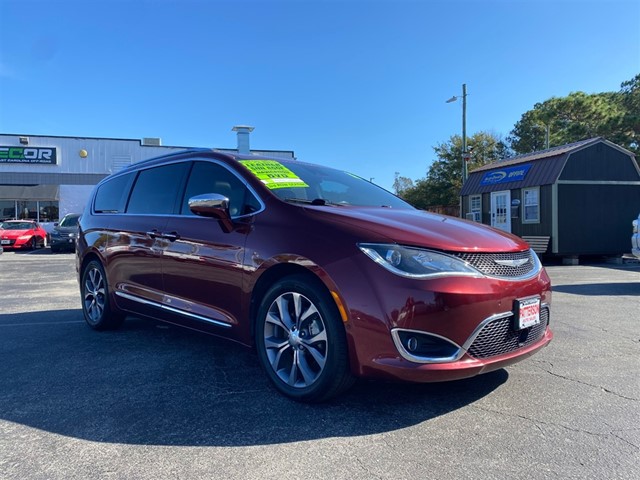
[50,213,81,253]
[77,149,553,402]
[632,212,640,259]
[0,220,48,250]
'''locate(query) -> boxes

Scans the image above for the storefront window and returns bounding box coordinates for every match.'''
[0,200,59,222]
[17,201,38,220]
[39,202,59,222]
[0,200,16,220]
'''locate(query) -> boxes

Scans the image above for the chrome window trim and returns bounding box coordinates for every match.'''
[391,303,549,364]
[92,157,266,218]
[115,291,232,329]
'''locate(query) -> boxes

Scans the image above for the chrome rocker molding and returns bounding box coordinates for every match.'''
[115,291,232,329]
[391,304,550,364]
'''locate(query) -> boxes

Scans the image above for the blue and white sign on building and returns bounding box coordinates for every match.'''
[480,164,532,186]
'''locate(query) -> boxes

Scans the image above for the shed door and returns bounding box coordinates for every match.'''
[490,190,511,233]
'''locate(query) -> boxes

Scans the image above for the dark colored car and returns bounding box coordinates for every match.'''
[0,220,48,250]
[50,213,81,253]
[77,149,552,402]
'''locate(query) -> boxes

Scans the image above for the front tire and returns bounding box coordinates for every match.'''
[255,275,354,402]
[81,260,125,330]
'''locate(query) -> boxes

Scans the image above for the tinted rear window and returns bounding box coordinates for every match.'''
[94,173,135,213]
[127,163,190,214]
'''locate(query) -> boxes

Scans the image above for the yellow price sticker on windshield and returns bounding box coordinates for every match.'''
[240,160,309,190]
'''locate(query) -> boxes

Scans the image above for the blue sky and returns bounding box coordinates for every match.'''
[1,0,638,191]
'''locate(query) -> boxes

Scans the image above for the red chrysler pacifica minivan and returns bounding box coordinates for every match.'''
[77,149,552,402]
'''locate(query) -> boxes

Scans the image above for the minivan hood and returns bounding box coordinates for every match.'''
[307,206,527,253]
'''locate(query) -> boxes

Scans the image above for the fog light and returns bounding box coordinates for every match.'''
[393,329,461,363]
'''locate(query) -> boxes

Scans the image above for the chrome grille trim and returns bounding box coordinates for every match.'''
[390,305,550,364]
[451,249,541,279]
[466,305,550,359]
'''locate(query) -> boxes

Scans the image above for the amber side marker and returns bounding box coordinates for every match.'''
[331,291,349,323]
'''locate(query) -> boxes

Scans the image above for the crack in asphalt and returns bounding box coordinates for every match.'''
[353,455,383,480]
[530,360,639,402]
[470,405,640,450]
[541,368,639,402]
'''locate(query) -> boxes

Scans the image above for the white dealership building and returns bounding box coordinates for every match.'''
[0,127,294,225]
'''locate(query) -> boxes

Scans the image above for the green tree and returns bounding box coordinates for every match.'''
[400,131,509,209]
[508,75,639,156]
[617,74,639,153]
[392,172,414,195]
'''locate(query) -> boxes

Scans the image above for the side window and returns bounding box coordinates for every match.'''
[94,173,135,213]
[522,187,540,223]
[127,163,189,214]
[469,195,481,222]
[181,161,258,216]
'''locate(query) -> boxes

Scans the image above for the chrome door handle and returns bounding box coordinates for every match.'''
[161,232,180,242]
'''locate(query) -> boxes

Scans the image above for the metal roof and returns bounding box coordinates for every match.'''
[470,137,601,173]
[461,137,635,196]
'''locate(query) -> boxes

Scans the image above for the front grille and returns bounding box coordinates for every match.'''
[452,249,537,278]
[467,307,549,359]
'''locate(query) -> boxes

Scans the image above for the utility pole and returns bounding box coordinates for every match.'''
[462,83,468,183]
[447,84,469,183]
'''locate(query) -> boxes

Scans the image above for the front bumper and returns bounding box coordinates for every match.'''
[366,327,553,383]
[336,257,553,383]
[50,236,77,249]
[0,239,29,249]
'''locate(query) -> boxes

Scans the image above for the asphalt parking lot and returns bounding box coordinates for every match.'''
[0,249,638,480]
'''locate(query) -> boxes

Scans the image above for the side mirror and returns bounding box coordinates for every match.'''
[188,193,234,232]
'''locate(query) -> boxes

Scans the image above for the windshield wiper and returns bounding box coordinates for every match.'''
[284,198,343,206]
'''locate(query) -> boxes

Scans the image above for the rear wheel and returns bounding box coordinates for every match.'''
[255,275,354,402]
[81,260,125,330]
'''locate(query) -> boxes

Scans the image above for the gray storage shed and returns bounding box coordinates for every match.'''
[460,137,640,256]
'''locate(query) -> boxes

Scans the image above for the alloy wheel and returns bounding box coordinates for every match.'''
[263,292,328,388]
[84,266,106,324]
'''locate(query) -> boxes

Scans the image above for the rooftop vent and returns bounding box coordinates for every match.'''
[142,137,162,146]
[232,125,254,154]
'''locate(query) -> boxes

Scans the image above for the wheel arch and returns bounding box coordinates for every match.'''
[248,261,348,343]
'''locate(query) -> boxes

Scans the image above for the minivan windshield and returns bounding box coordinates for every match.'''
[242,160,414,209]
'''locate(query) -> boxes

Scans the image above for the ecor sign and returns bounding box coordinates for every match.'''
[0,146,58,164]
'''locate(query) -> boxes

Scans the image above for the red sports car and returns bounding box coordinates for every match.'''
[0,220,48,250]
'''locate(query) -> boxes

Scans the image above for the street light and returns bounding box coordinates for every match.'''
[446,83,468,183]
[535,123,550,150]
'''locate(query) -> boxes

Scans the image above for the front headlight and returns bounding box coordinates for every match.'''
[358,243,482,279]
